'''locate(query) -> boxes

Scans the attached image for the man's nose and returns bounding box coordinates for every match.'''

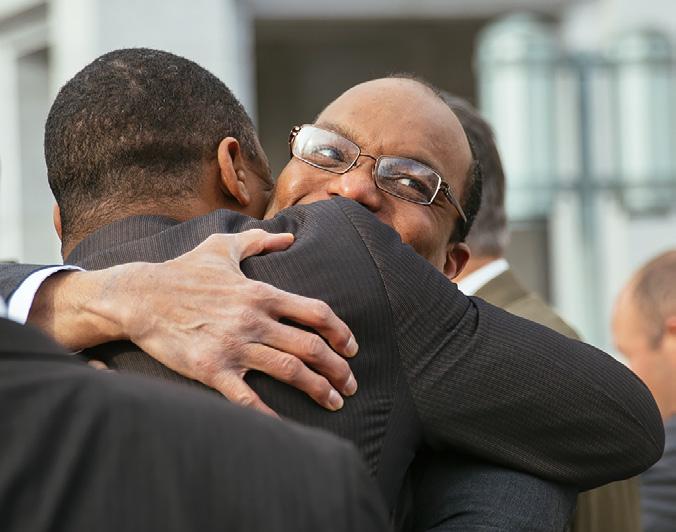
[326,158,383,212]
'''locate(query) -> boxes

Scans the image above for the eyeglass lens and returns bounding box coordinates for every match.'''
[293,126,440,204]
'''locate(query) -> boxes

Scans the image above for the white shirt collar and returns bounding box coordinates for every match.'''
[0,297,6,318]
[457,258,510,296]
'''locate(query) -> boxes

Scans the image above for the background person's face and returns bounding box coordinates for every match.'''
[613,287,671,418]
[266,78,472,271]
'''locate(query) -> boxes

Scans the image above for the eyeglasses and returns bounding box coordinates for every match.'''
[288,124,467,223]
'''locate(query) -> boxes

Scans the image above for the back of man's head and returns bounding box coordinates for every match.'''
[613,250,676,418]
[630,250,676,346]
[46,48,259,246]
[441,95,508,258]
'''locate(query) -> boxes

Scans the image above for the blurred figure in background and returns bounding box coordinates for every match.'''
[613,250,676,532]
[444,94,641,532]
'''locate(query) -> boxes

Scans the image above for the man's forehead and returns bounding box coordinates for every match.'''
[316,78,472,180]
[318,78,452,126]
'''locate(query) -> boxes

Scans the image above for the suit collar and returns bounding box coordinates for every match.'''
[474,268,530,309]
[66,215,179,264]
[457,259,509,296]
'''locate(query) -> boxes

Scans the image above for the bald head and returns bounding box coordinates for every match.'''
[319,78,473,181]
[270,75,481,275]
[612,250,676,418]
[317,77,481,242]
[625,250,676,345]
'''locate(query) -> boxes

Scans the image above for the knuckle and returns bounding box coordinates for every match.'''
[248,228,267,239]
[278,355,303,381]
[311,301,332,324]
[234,392,256,408]
[248,281,268,298]
[190,353,219,383]
[301,334,326,359]
[203,233,223,247]
[333,358,351,379]
[238,308,260,330]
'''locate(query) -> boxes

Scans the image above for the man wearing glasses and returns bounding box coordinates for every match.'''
[1,49,663,529]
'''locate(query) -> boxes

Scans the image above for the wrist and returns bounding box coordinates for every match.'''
[83,262,153,345]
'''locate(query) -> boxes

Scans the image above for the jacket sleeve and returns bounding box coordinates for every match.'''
[336,198,664,490]
[0,264,57,301]
[0,264,81,323]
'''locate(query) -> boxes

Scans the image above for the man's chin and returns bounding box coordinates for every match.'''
[265,194,334,219]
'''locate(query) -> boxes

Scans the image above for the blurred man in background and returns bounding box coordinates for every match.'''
[613,250,676,532]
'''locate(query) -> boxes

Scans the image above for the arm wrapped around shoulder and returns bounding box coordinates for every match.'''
[416,296,665,490]
[338,197,664,490]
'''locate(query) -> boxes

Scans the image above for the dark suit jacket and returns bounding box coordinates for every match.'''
[475,268,642,532]
[0,198,665,511]
[0,317,389,532]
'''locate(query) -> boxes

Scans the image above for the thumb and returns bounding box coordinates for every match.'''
[235,229,294,261]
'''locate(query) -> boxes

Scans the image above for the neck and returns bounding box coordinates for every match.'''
[59,196,230,259]
[454,255,503,284]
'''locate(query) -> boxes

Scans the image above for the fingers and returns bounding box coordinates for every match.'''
[209,371,280,418]
[267,289,359,359]
[262,321,357,397]
[256,231,295,254]
[233,229,295,260]
[245,345,347,411]
[88,359,111,371]
[199,230,295,263]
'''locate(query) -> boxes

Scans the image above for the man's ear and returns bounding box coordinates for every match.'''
[217,137,251,207]
[662,316,676,352]
[666,316,676,335]
[53,204,63,241]
[443,242,470,280]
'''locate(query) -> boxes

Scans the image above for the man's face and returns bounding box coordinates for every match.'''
[612,286,670,418]
[266,78,473,272]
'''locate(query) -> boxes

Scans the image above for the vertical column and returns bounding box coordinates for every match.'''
[0,47,22,261]
[610,30,675,212]
[49,0,255,114]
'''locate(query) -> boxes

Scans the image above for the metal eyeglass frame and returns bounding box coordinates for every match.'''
[288,124,467,223]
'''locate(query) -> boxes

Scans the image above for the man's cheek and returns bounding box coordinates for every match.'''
[296,192,330,206]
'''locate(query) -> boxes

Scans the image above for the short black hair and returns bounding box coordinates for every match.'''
[45,48,260,241]
[442,94,508,256]
[386,73,482,243]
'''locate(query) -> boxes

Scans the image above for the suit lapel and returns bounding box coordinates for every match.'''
[473,269,530,309]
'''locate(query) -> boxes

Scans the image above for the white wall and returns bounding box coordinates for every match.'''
[50,0,255,115]
[0,3,58,263]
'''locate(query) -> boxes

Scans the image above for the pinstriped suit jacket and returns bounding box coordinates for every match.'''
[475,269,641,532]
[0,198,665,512]
[0,318,390,531]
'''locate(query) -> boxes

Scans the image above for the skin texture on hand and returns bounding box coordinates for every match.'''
[28,230,359,416]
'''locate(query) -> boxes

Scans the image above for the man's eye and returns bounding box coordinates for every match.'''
[395,176,431,194]
[313,145,347,162]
